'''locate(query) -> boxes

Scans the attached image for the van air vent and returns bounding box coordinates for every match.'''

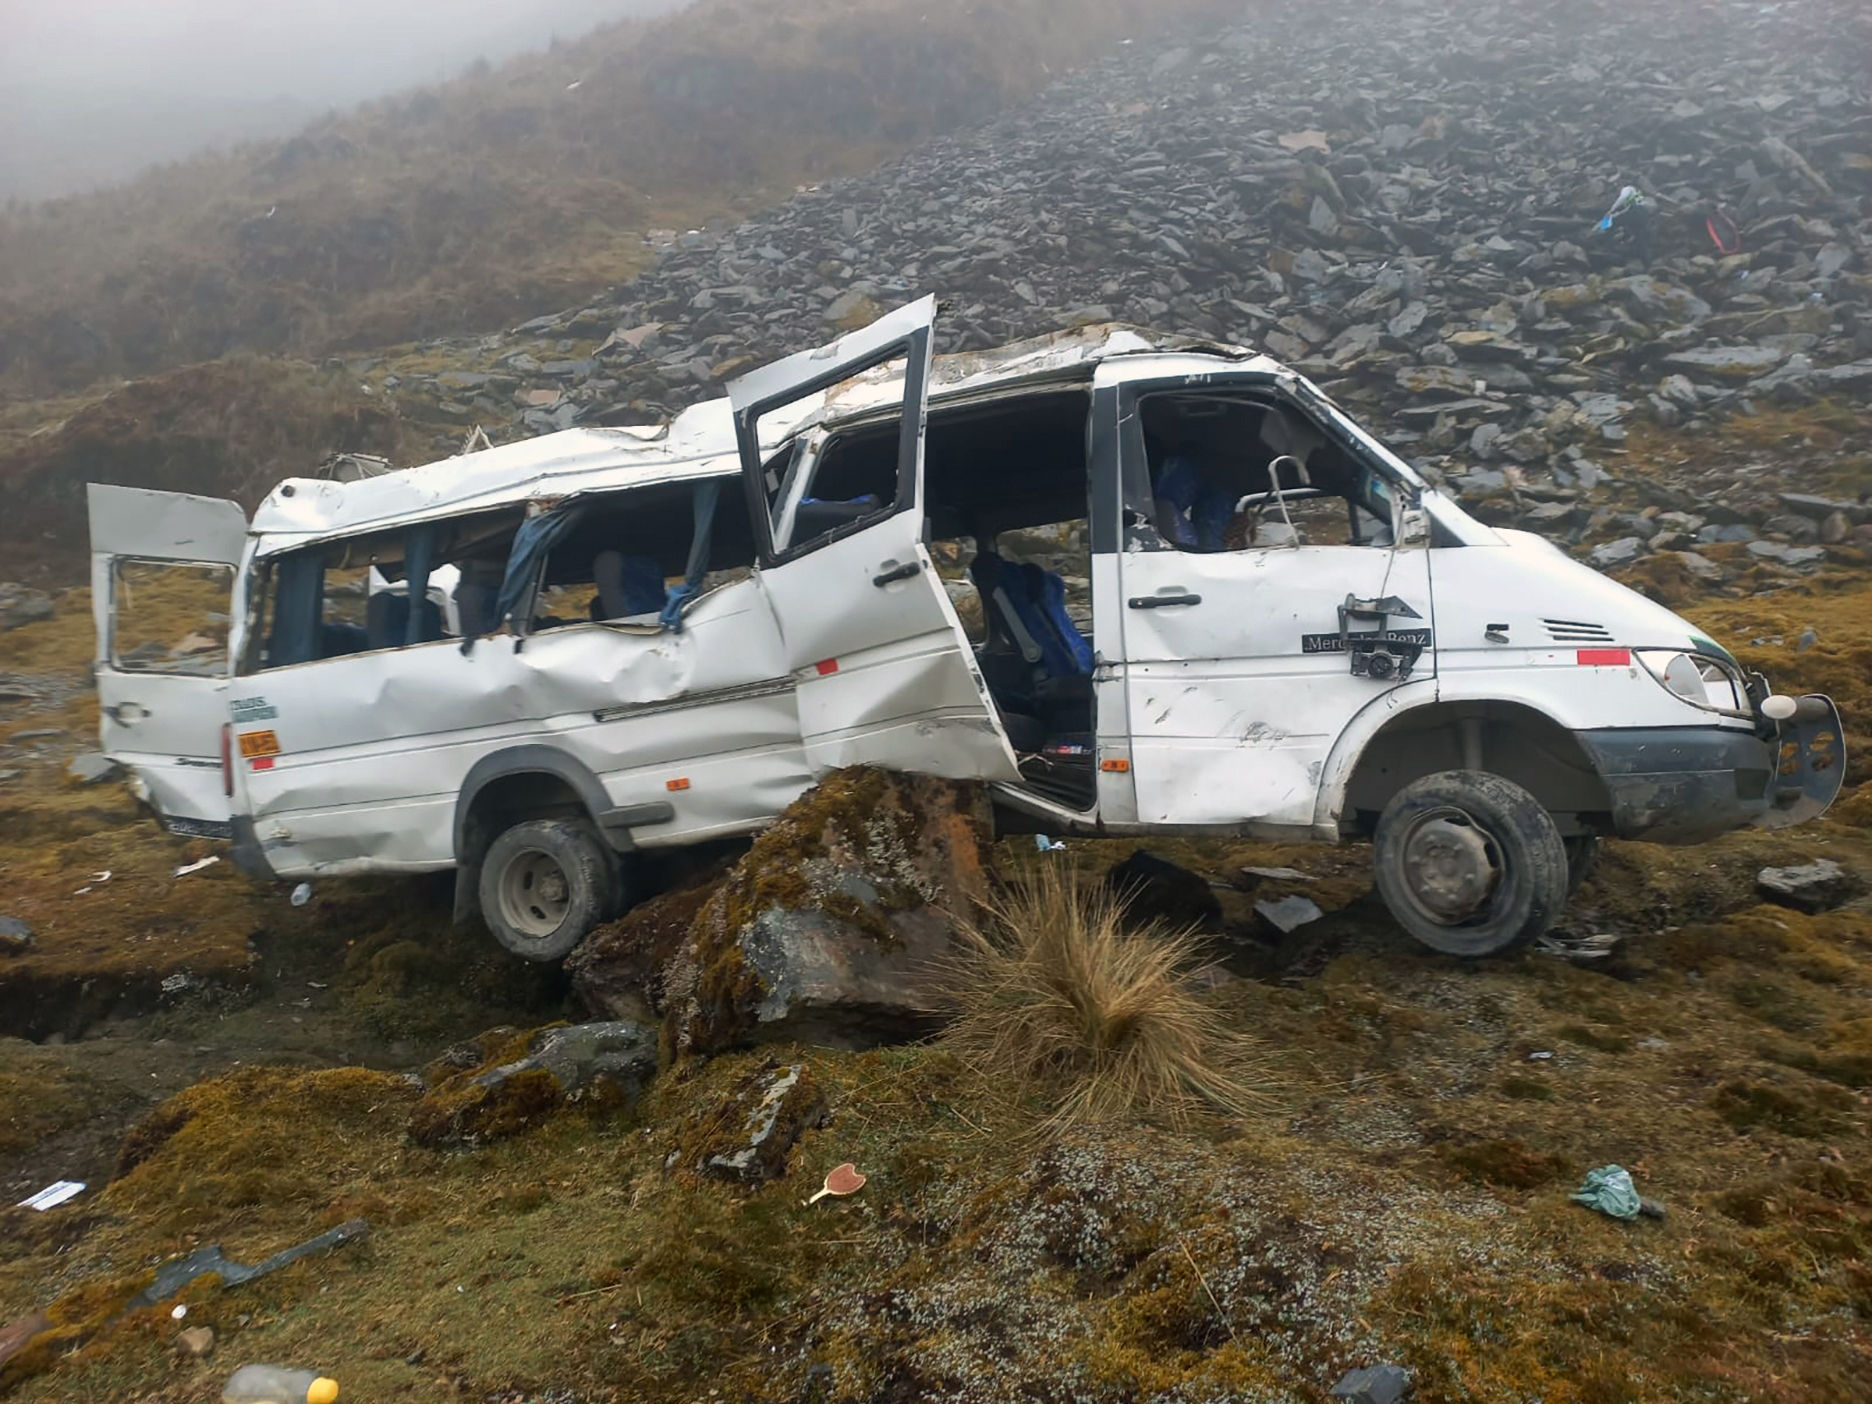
[1544,618,1614,643]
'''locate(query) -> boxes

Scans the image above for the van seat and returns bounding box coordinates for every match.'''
[365,592,443,650]
[970,553,1093,682]
[593,551,667,619]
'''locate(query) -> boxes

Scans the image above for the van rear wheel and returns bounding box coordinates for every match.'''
[480,818,617,962]
[1373,770,1569,958]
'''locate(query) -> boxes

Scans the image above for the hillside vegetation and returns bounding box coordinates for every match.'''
[0,0,1223,396]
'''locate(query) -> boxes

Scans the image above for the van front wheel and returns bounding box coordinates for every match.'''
[480,818,616,962]
[1373,771,1569,958]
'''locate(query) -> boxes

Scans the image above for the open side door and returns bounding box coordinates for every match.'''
[731,297,1020,782]
[87,484,248,836]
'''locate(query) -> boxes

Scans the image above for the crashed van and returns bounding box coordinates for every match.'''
[88,297,1844,960]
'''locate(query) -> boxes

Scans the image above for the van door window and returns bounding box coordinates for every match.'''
[109,559,234,676]
[1131,394,1397,552]
[761,358,913,557]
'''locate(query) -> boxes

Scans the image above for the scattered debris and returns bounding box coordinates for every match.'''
[1105,849,1223,932]
[66,752,119,784]
[1569,1164,1645,1221]
[220,1364,340,1404]
[1534,931,1623,962]
[127,1219,370,1309]
[290,882,313,907]
[0,915,32,955]
[1033,834,1066,852]
[1239,865,1312,883]
[173,856,221,878]
[176,1325,215,1358]
[1331,1363,1414,1403]
[73,870,112,895]
[1757,859,1861,914]
[16,1180,84,1211]
[806,1161,868,1206]
[1255,895,1325,934]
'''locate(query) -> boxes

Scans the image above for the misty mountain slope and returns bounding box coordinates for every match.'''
[0,0,1223,394]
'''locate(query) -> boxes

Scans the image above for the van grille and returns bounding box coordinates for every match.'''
[1543,618,1614,643]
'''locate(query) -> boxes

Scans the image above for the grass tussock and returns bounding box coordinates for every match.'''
[938,865,1265,1134]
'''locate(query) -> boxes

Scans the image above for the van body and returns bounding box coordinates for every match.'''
[89,299,1845,958]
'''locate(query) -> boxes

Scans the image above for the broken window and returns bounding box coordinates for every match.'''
[1130,392,1396,552]
[511,474,758,635]
[241,509,521,672]
[752,353,913,558]
[109,559,234,676]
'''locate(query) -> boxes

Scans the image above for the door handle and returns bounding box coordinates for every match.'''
[1128,592,1202,609]
[872,560,922,588]
[105,702,147,724]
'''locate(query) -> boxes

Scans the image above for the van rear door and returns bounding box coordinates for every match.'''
[87,484,247,836]
[731,296,1020,781]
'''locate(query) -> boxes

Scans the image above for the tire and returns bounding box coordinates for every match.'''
[479,818,619,962]
[1372,770,1569,958]
[1563,834,1601,899]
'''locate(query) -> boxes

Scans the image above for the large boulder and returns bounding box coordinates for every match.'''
[567,881,720,1025]
[408,1020,657,1147]
[658,767,992,1059]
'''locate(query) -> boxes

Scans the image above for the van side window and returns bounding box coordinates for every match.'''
[525,476,758,634]
[241,510,520,672]
[1132,392,1395,552]
[109,559,234,675]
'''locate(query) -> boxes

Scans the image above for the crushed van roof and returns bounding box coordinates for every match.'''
[249,322,1266,542]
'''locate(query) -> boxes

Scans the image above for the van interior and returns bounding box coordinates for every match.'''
[803,389,1098,808]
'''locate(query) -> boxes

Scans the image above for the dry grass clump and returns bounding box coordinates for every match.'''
[937,866,1264,1133]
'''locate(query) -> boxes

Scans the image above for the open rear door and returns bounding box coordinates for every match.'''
[732,297,1020,782]
[87,484,248,836]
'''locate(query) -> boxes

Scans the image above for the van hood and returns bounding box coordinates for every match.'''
[1472,529,1719,654]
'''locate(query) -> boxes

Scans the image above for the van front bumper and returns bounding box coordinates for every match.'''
[1577,725,1776,843]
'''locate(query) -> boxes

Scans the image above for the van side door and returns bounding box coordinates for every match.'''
[731,296,1020,781]
[86,484,248,836]
[1105,372,1435,831]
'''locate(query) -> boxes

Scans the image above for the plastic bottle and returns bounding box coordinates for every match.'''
[220,1364,339,1404]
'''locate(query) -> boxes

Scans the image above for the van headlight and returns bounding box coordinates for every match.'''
[1635,649,1745,713]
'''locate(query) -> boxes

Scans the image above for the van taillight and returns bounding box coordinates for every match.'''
[221,723,234,798]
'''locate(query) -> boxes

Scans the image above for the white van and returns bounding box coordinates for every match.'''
[88,298,1844,960]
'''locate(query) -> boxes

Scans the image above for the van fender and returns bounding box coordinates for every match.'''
[1310,676,1587,831]
[451,745,674,923]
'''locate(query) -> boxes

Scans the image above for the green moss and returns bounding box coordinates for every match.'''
[1711,1079,1854,1138]
[1500,1074,1555,1101]
[1439,1137,1574,1190]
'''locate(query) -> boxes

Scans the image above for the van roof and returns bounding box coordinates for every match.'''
[249,321,1267,543]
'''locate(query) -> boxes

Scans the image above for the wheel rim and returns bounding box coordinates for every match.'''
[495,847,572,939]
[1396,806,1503,926]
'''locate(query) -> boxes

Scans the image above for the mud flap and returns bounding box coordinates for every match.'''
[1754,694,1846,830]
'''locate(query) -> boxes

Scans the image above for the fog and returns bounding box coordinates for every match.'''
[0,0,690,202]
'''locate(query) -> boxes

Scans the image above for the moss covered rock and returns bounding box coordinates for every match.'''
[660,767,991,1059]
[408,1020,657,1148]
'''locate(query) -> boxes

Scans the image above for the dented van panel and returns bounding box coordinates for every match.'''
[89,301,1844,961]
